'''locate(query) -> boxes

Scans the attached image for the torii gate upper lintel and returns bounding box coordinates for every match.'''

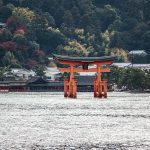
[53,54,114,99]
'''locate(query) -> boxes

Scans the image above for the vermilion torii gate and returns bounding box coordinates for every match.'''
[53,54,114,98]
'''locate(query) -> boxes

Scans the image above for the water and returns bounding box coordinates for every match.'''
[0,92,150,150]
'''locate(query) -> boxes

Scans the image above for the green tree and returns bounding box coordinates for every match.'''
[12,7,35,27]
[63,10,74,27]
[3,51,17,66]
[110,48,129,62]
[0,67,5,77]
[34,64,45,77]
[0,0,3,7]
[71,6,81,25]
[122,68,146,90]
[0,29,12,42]
[110,66,125,86]
[145,71,150,89]
[142,31,150,52]
[28,41,39,51]
[13,34,27,45]
[0,5,12,22]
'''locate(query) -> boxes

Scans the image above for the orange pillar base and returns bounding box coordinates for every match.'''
[98,82,102,98]
[64,78,69,97]
[73,79,77,98]
[94,78,97,97]
[93,79,108,99]
[65,78,77,99]
[103,80,107,98]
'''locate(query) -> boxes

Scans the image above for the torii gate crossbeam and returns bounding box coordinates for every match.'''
[53,54,114,99]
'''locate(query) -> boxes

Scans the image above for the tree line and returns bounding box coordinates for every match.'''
[0,0,150,69]
[108,66,150,91]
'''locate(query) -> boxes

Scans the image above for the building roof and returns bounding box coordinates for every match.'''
[113,63,150,70]
[0,77,26,86]
[28,81,64,87]
[45,67,60,75]
[0,22,6,27]
[113,63,131,68]
[131,64,150,70]
[129,50,147,55]
[27,77,49,84]
[10,68,35,73]
[75,75,95,86]
[53,54,115,63]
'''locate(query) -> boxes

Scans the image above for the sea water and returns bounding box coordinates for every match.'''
[0,92,150,150]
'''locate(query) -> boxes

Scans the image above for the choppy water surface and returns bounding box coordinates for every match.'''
[0,92,150,150]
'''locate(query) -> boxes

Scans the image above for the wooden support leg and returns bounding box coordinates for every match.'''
[64,78,69,97]
[98,81,102,98]
[103,81,107,98]
[73,78,77,98]
[94,78,97,97]
[68,81,73,98]
[68,64,77,99]
[68,78,77,98]
[96,64,102,98]
[68,79,76,98]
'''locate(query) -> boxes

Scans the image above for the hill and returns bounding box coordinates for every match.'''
[0,0,150,69]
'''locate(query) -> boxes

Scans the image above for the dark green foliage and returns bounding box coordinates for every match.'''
[0,5,12,22]
[0,0,150,69]
[0,67,4,77]
[0,29,12,41]
[33,64,45,77]
[110,66,150,91]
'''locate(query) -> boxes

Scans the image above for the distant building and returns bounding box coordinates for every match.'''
[4,68,35,80]
[129,50,148,64]
[129,50,147,56]
[75,75,94,92]
[113,63,131,68]
[0,75,113,92]
[0,76,64,92]
[113,63,150,70]
[0,22,6,28]
[45,67,60,81]
[27,77,64,92]
[131,64,150,70]
[0,76,26,92]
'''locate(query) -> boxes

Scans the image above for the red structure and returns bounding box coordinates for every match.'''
[53,54,114,98]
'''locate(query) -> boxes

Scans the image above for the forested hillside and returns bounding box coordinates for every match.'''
[0,0,150,69]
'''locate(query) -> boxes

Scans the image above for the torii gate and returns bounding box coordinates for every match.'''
[53,54,114,98]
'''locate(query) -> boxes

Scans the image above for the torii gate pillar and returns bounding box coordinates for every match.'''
[93,64,108,98]
[53,54,114,99]
[64,64,77,98]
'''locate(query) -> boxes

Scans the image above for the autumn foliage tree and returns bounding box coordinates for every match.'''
[0,0,150,69]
